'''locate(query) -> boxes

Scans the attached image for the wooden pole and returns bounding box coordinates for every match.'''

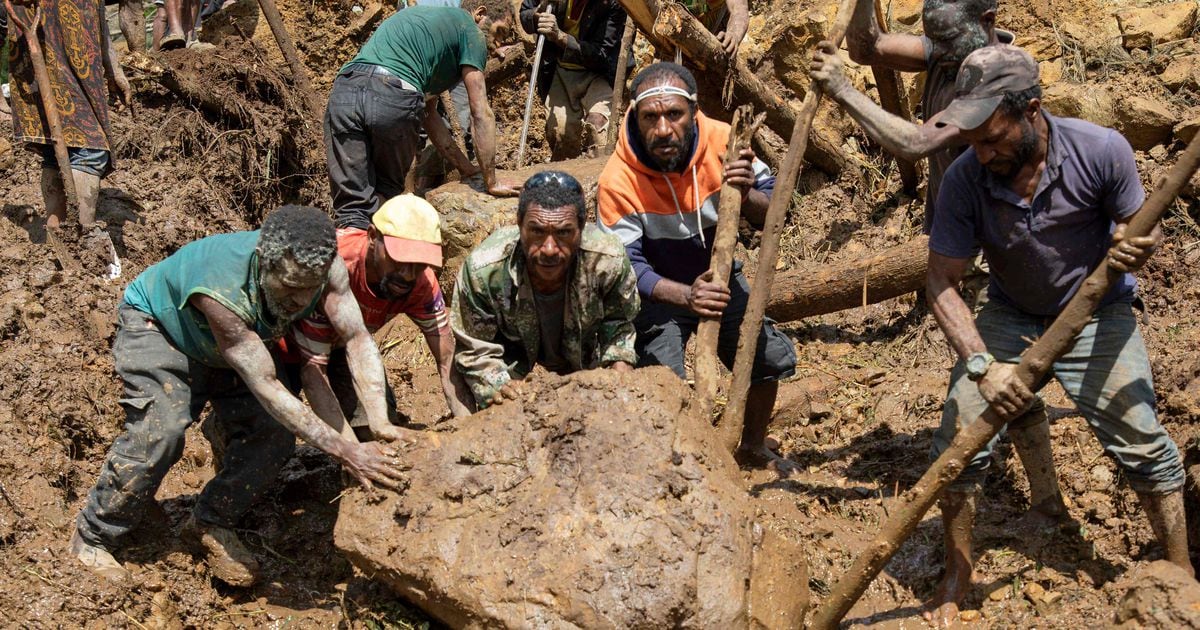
[517,0,553,168]
[621,0,848,175]
[869,0,918,194]
[718,0,856,447]
[606,14,636,149]
[693,106,762,429]
[809,128,1200,630]
[255,0,322,117]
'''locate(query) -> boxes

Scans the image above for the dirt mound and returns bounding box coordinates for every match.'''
[1112,559,1200,627]
[334,367,808,629]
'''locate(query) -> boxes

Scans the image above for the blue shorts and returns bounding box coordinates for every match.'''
[38,145,112,177]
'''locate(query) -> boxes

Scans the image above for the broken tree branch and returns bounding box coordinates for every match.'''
[719,0,856,448]
[619,0,848,175]
[607,15,637,149]
[255,0,322,117]
[809,123,1200,630]
[693,106,762,429]
[765,236,928,323]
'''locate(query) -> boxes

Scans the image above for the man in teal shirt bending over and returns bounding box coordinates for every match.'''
[325,0,522,218]
[69,206,408,587]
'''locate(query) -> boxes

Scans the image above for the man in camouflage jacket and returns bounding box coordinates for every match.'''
[451,171,639,409]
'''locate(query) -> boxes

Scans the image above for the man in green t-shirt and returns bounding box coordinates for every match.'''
[70,206,409,588]
[325,1,521,224]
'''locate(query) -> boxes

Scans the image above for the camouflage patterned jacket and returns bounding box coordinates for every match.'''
[451,224,640,408]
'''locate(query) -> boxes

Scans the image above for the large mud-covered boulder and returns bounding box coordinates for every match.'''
[426,155,609,288]
[1112,560,1200,628]
[333,367,808,629]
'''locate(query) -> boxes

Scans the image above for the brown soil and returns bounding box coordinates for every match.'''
[1,0,1198,626]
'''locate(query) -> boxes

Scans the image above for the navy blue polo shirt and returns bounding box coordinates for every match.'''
[929,113,1143,317]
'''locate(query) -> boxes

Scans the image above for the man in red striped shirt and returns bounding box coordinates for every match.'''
[283,195,472,439]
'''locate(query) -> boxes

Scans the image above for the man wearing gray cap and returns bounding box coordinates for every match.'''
[923,44,1191,624]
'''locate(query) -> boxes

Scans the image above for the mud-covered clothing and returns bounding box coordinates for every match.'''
[520,0,627,97]
[345,6,487,95]
[282,227,449,366]
[597,110,774,298]
[636,265,796,383]
[77,306,299,549]
[123,231,321,368]
[930,114,1142,318]
[451,224,639,407]
[931,300,1184,494]
[8,0,114,173]
[919,30,1014,233]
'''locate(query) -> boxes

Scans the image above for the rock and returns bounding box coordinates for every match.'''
[1023,581,1047,604]
[1160,56,1200,92]
[424,155,608,290]
[1117,94,1178,150]
[770,7,847,97]
[959,609,980,622]
[888,0,922,26]
[1174,114,1200,143]
[333,368,809,629]
[1042,82,1116,128]
[0,137,12,173]
[1116,2,1198,50]
[1039,59,1064,86]
[1091,464,1115,488]
[988,585,1009,601]
[1113,560,1200,627]
[1016,35,1063,62]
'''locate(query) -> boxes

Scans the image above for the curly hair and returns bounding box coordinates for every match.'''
[518,171,586,225]
[997,85,1043,120]
[630,62,698,111]
[257,205,337,270]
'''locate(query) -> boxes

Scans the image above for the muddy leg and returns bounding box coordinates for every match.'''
[1009,408,1069,526]
[734,381,794,472]
[1139,489,1195,576]
[119,0,147,52]
[40,167,68,229]
[161,0,187,49]
[152,6,166,50]
[923,488,976,627]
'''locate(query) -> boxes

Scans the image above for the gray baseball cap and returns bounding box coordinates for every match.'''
[931,44,1040,131]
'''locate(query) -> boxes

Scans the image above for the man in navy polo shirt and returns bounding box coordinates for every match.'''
[923,44,1191,625]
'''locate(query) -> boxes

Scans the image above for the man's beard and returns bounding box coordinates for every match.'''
[987,120,1038,179]
[645,124,697,172]
[264,291,306,323]
[375,276,414,300]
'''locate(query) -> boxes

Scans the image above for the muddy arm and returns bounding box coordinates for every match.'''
[422,324,474,417]
[925,250,982,360]
[845,0,925,71]
[298,360,358,441]
[423,96,477,177]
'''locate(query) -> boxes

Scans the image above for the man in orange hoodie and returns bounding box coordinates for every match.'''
[597,62,796,469]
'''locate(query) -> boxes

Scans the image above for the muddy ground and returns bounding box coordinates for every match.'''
[1,0,1198,626]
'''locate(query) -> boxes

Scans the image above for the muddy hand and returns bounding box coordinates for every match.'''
[976,362,1033,420]
[342,442,408,492]
[1108,223,1158,273]
[722,147,757,198]
[809,40,851,99]
[716,16,747,57]
[369,422,423,445]
[688,269,731,318]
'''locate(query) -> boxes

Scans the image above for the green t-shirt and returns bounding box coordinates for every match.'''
[345,6,488,95]
[123,231,323,368]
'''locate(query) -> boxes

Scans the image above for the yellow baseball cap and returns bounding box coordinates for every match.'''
[372,194,444,268]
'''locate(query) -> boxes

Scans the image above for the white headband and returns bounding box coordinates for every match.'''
[630,85,697,107]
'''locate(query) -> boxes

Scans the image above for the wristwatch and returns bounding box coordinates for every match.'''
[965,352,995,382]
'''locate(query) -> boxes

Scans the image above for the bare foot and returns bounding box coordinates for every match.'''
[1014,496,1072,534]
[734,444,796,474]
[922,561,973,627]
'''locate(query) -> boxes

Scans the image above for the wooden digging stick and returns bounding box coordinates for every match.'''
[606,14,636,149]
[869,0,918,194]
[256,0,321,117]
[692,106,762,434]
[6,1,76,209]
[718,0,856,447]
[809,127,1200,630]
[517,0,553,167]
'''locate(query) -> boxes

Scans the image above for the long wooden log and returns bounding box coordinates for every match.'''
[719,0,856,447]
[619,0,848,176]
[870,0,918,193]
[256,0,322,117]
[809,121,1200,630]
[764,235,927,323]
[693,106,760,427]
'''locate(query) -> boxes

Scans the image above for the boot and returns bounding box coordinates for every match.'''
[69,528,130,583]
[182,516,259,587]
[1008,409,1069,525]
[1139,489,1195,576]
